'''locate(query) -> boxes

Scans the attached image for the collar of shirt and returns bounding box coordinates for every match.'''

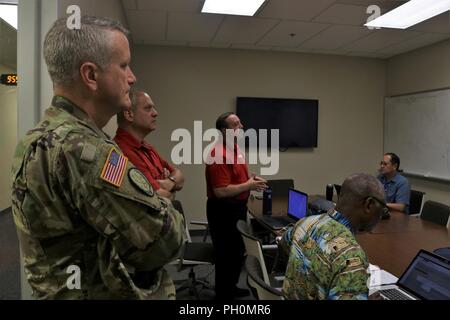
[115,127,153,152]
[225,142,245,162]
[379,171,400,184]
[52,95,109,139]
[328,209,353,233]
[209,142,246,164]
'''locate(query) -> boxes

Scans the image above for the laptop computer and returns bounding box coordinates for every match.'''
[371,249,450,300]
[260,188,308,230]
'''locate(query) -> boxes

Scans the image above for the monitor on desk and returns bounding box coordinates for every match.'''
[287,188,308,220]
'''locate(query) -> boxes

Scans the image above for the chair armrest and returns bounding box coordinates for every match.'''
[261,244,278,250]
[190,220,208,227]
[274,276,285,282]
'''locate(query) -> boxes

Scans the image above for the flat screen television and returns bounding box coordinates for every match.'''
[236,97,318,148]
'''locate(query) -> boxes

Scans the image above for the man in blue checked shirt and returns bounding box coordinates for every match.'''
[377,152,411,213]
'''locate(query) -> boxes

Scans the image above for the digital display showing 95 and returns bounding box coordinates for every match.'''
[0,74,18,86]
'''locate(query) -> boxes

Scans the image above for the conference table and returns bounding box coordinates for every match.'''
[247,195,450,277]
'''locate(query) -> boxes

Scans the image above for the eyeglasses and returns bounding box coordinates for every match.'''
[379,161,392,166]
[365,196,388,210]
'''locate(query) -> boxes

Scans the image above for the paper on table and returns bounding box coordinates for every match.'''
[368,264,398,287]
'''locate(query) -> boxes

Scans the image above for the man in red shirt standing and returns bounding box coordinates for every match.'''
[115,90,184,199]
[206,112,268,300]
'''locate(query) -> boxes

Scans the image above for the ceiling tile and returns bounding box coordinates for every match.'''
[259,0,336,21]
[309,48,351,55]
[189,42,231,49]
[231,44,274,51]
[136,0,203,12]
[123,0,446,58]
[126,10,167,41]
[168,12,223,42]
[341,29,422,52]
[258,21,329,47]
[313,3,376,26]
[377,33,450,55]
[302,25,372,50]
[271,46,312,53]
[141,40,187,46]
[335,0,407,10]
[346,51,390,58]
[410,12,450,34]
[213,16,279,44]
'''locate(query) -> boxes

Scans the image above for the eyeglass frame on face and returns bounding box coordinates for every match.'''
[364,196,389,213]
[379,160,392,166]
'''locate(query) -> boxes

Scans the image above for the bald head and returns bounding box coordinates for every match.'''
[116,90,158,139]
[339,173,384,206]
[117,90,147,124]
[335,173,385,232]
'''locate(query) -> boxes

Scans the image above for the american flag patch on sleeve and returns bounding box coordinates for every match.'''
[100,147,128,187]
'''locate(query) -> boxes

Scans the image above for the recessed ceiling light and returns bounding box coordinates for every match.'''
[0,4,18,29]
[365,0,450,29]
[201,0,266,16]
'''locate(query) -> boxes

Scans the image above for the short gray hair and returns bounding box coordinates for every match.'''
[116,89,146,125]
[339,173,384,205]
[44,16,129,86]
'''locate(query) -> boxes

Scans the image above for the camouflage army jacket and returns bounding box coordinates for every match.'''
[280,210,369,300]
[11,96,185,300]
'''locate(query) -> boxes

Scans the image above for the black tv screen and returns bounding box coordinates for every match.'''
[236,97,318,148]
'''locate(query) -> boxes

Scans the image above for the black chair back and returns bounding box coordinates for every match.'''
[421,200,450,226]
[409,190,425,215]
[334,184,341,197]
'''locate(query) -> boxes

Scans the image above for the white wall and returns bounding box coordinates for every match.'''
[0,64,17,211]
[130,45,386,224]
[387,39,450,206]
[17,0,59,300]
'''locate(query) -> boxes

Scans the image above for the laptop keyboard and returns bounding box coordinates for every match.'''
[261,215,294,227]
[379,288,413,300]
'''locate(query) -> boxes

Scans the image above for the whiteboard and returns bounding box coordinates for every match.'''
[384,88,450,182]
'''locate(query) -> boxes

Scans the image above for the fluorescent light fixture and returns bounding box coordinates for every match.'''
[202,0,266,16]
[0,4,17,29]
[365,0,450,29]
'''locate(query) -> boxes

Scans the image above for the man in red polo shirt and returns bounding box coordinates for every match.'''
[206,112,268,300]
[115,90,184,199]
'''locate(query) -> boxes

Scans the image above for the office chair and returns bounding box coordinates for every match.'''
[334,184,341,197]
[420,200,450,227]
[245,255,283,300]
[434,247,450,260]
[171,200,215,299]
[236,220,283,286]
[409,190,426,215]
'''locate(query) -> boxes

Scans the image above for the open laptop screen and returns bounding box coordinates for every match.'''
[398,250,450,300]
[287,189,308,221]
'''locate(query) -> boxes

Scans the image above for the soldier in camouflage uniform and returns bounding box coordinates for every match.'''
[11,16,185,299]
[279,173,386,300]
